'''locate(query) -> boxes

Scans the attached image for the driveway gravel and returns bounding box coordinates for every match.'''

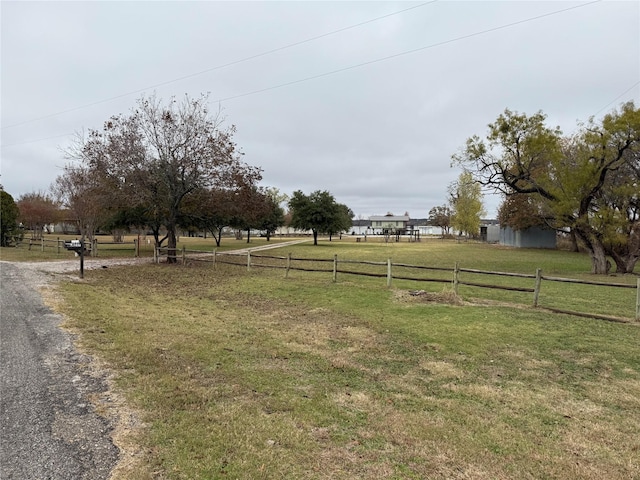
[0,257,149,479]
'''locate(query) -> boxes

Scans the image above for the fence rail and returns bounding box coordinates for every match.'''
[155,246,640,323]
[21,237,140,257]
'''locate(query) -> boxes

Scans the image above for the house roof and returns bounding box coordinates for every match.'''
[369,215,410,222]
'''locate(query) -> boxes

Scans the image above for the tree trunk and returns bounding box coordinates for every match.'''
[589,242,610,274]
[609,250,638,274]
[574,227,609,274]
[246,228,251,244]
[313,230,318,246]
[210,227,222,247]
[167,226,177,263]
[569,229,579,252]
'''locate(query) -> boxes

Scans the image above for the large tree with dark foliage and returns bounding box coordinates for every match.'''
[0,189,21,247]
[288,190,352,245]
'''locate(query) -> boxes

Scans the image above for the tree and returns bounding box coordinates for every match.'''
[288,190,351,245]
[53,164,112,243]
[1,189,21,247]
[327,203,354,241]
[427,205,452,236]
[593,148,640,273]
[453,102,640,274]
[256,189,286,241]
[17,191,61,239]
[449,171,485,238]
[101,206,150,242]
[69,93,259,262]
[497,193,547,231]
[230,185,269,243]
[181,187,237,247]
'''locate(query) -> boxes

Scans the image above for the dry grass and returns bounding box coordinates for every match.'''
[46,248,640,479]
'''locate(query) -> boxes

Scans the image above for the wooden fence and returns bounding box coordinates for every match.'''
[156,246,640,323]
[26,237,68,254]
[23,237,139,257]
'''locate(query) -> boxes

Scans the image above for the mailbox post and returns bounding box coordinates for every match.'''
[79,233,85,279]
[63,237,88,278]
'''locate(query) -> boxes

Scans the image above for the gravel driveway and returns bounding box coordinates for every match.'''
[0,257,150,479]
[0,243,306,478]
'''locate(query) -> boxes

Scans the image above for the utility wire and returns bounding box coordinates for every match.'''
[593,81,640,117]
[0,133,74,149]
[0,0,603,148]
[213,1,601,103]
[1,1,435,131]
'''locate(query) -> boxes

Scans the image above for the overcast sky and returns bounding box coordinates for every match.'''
[1,1,638,219]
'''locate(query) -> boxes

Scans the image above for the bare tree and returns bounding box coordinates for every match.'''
[16,191,61,239]
[53,164,111,243]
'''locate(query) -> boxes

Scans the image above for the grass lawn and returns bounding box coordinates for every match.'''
[45,239,640,479]
[0,234,301,262]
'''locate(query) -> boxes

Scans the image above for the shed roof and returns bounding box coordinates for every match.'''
[369,215,410,221]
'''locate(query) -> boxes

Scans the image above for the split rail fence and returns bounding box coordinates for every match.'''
[24,237,140,256]
[157,246,640,323]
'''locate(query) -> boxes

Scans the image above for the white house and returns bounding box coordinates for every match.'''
[369,214,410,234]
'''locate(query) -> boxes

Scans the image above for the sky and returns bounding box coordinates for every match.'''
[1,1,639,220]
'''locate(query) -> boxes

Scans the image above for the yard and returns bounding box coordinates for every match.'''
[6,237,640,479]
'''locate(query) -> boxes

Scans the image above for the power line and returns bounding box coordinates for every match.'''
[0,0,604,148]
[214,1,602,103]
[593,81,640,117]
[1,1,436,131]
[0,133,74,149]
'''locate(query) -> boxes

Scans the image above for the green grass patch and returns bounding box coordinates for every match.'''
[0,234,301,262]
[55,247,640,479]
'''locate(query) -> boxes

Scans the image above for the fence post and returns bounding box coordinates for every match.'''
[387,258,392,287]
[533,268,542,307]
[182,245,186,265]
[333,254,338,283]
[453,262,459,295]
[57,237,61,254]
[286,252,291,278]
[41,238,45,252]
[247,251,251,271]
[636,278,640,322]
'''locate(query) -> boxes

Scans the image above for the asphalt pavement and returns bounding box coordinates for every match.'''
[0,262,119,479]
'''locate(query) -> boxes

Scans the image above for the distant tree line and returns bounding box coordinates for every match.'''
[1,94,354,257]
